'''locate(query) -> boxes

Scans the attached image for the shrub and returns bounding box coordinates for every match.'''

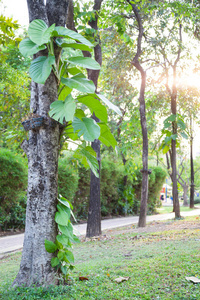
[0,148,28,230]
[100,158,124,216]
[58,156,79,205]
[194,197,200,204]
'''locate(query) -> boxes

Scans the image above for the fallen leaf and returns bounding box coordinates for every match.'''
[114,276,130,283]
[185,276,200,283]
[79,276,89,281]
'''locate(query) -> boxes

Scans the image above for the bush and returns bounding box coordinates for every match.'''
[131,165,167,214]
[58,156,79,205]
[0,148,28,230]
[194,197,200,204]
[100,158,124,216]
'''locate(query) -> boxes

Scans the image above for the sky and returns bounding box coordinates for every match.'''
[2,0,29,27]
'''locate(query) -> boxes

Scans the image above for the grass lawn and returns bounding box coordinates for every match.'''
[156,205,200,214]
[0,216,200,300]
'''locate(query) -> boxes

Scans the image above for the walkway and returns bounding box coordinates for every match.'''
[1,208,200,256]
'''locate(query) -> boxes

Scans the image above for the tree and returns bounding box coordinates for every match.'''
[13,0,70,287]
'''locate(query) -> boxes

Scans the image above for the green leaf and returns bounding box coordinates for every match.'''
[29,55,55,84]
[51,257,60,267]
[165,114,176,122]
[49,94,76,124]
[55,38,92,52]
[28,19,55,46]
[71,234,80,244]
[56,234,69,246]
[61,74,95,94]
[57,203,71,216]
[163,145,170,154]
[45,239,58,253]
[53,26,94,47]
[72,117,100,141]
[177,119,186,130]
[64,250,74,264]
[61,265,68,275]
[55,209,70,226]
[81,147,99,177]
[68,56,100,70]
[96,93,122,116]
[19,38,46,57]
[77,95,108,123]
[180,132,188,139]
[58,223,73,238]
[98,123,117,148]
[58,195,73,209]
[74,109,86,119]
[67,67,82,75]
[171,134,177,140]
[57,250,65,260]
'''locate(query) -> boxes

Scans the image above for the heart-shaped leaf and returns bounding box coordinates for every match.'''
[61,74,95,94]
[56,234,69,246]
[19,38,46,57]
[68,56,100,70]
[53,26,93,47]
[55,38,92,52]
[72,117,100,141]
[64,250,74,264]
[28,19,55,46]
[96,93,122,116]
[29,55,55,84]
[78,94,108,122]
[49,94,76,124]
[45,239,58,253]
[51,257,60,267]
[99,123,117,148]
[55,209,69,226]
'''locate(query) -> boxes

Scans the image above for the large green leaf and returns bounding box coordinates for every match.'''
[45,239,58,253]
[96,94,122,115]
[61,74,95,94]
[55,38,92,52]
[51,257,60,267]
[58,223,73,238]
[64,250,74,264]
[55,209,69,226]
[68,56,100,70]
[81,147,99,177]
[58,195,73,209]
[56,234,69,246]
[72,117,100,141]
[28,19,55,46]
[53,26,94,47]
[19,38,46,57]
[78,95,108,123]
[99,123,117,148]
[49,94,76,124]
[29,55,55,84]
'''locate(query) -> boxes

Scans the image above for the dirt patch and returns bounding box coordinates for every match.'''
[0,229,25,237]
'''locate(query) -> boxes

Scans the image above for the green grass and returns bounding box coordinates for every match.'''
[156,205,200,214]
[0,218,200,299]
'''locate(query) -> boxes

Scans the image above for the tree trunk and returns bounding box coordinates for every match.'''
[86,0,103,238]
[183,183,188,207]
[171,66,180,218]
[138,70,148,227]
[190,125,195,208]
[13,0,69,287]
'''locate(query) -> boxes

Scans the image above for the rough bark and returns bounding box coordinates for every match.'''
[86,0,103,238]
[190,128,195,208]
[183,184,189,206]
[127,1,149,227]
[171,66,180,218]
[13,0,69,287]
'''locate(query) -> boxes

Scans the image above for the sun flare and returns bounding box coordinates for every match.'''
[178,71,200,89]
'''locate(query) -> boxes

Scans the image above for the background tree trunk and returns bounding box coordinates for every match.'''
[13,0,69,287]
[138,70,148,227]
[190,116,195,208]
[86,0,103,238]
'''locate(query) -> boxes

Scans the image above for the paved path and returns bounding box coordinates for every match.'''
[1,209,200,256]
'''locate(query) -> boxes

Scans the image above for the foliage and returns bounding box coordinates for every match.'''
[131,165,167,214]
[100,157,124,216]
[0,12,20,46]
[0,148,27,230]
[58,157,79,203]
[19,19,120,176]
[45,195,80,281]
